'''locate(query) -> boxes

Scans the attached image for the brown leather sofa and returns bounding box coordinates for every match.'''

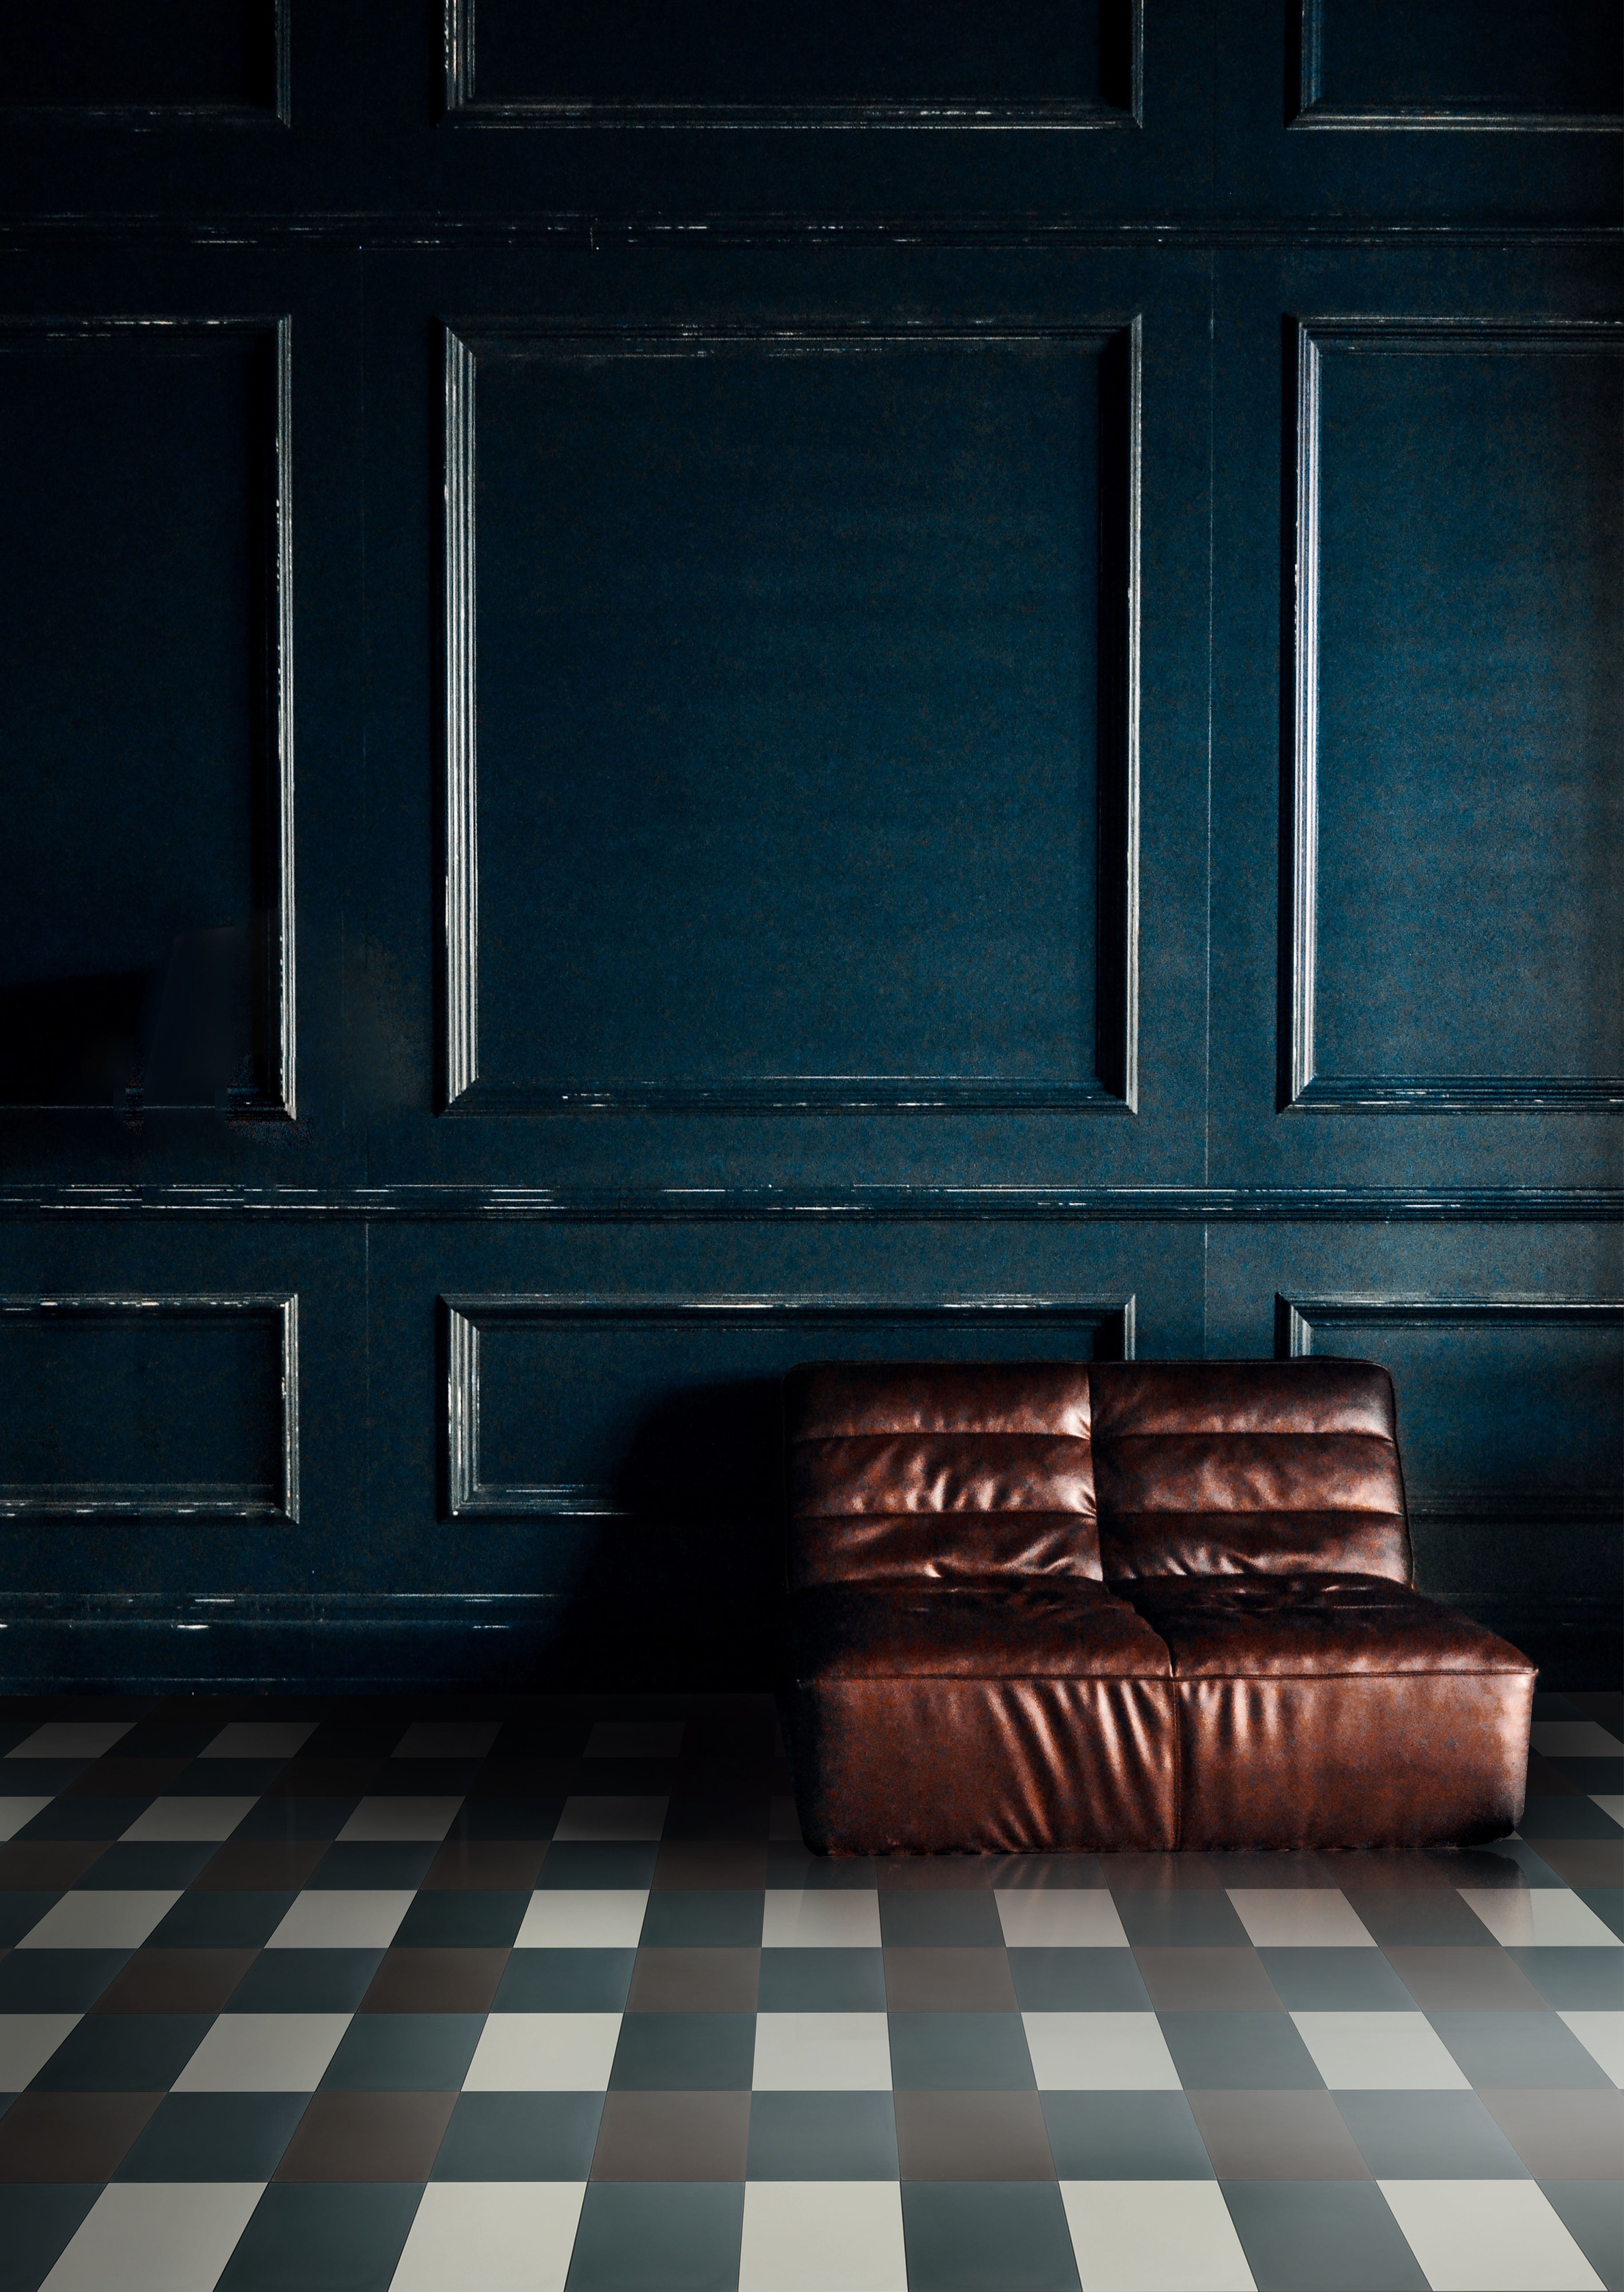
[781,1358,1535,1854]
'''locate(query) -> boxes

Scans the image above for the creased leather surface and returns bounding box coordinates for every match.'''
[790,1513,1105,1590]
[1126,1575,1535,1677]
[790,1582,1171,1679]
[787,1677,1178,1853]
[1091,1359,1398,1439]
[787,1361,1091,1440]
[1092,1364,1411,1583]
[786,1363,1100,1585]
[1176,1673,1533,1849]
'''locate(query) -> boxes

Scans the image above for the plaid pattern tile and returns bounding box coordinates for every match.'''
[0,1688,1612,2290]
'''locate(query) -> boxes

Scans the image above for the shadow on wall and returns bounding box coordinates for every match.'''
[561,1376,791,1689]
[0,923,256,1106]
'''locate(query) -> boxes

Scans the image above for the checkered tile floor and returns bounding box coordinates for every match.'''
[0,1689,1614,2290]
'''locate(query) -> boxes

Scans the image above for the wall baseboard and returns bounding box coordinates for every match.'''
[0,1592,1609,1695]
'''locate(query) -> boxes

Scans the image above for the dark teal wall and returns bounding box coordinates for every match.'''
[0,2,1618,1689]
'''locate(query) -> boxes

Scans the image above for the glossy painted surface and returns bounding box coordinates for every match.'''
[0,2,1617,1690]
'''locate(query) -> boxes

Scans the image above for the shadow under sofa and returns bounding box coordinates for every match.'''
[781,1358,1535,1854]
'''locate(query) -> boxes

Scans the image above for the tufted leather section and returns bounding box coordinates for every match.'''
[1126,1574,1534,1678]
[785,1362,1101,1587]
[1091,1359,1412,1582]
[790,1581,1171,1679]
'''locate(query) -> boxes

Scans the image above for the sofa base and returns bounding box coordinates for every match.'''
[785,1668,1533,1854]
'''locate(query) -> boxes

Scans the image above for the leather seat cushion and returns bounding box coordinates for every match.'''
[1123,1575,1535,1678]
[790,1581,1172,1681]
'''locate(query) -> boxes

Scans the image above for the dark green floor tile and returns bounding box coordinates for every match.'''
[1506,1947,1624,2009]
[878,1892,1003,1948]
[1429,2008,1614,2088]
[494,1949,635,2011]
[1112,1891,1250,1946]
[305,1844,438,1892]
[227,1948,384,2012]
[1335,2091,1529,2178]
[537,1845,659,1890]
[146,1890,296,1949]
[901,2181,1080,2291]
[319,2013,485,2091]
[115,2092,307,2181]
[1222,2180,1427,2291]
[28,2013,210,2092]
[746,2090,899,2179]
[0,2184,100,2292]
[72,1844,215,1891]
[215,2183,423,2292]
[1260,1947,1418,2011]
[757,1945,886,2011]
[1540,2181,1624,2292]
[1041,2091,1213,2178]
[0,1952,128,2010]
[609,2012,755,2090]
[1008,1948,1151,2012]
[639,1891,763,1948]
[1158,2011,1324,2089]
[433,2091,603,2179]
[391,1889,528,1947]
[565,2181,744,2292]
[889,2012,1035,2091]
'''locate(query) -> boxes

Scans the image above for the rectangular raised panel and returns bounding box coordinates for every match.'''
[1294,0,1622,129]
[443,322,1139,1116]
[443,1293,1134,1518]
[0,320,295,1117]
[446,0,1140,126]
[0,1295,299,1523]
[1279,1295,1623,1614]
[1281,321,1624,1113]
[0,0,286,120]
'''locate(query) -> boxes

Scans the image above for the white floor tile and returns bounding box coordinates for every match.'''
[1529,1722,1624,1759]
[1227,1889,1375,1947]
[1592,1795,1624,1826]
[1023,2012,1181,2092]
[1558,2010,1624,2084]
[739,2181,908,2291]
[0,1798,50,1841]
[392,1721,502,1759]
[463,2011,621,2091]
[172,2012,351,2091]
[552,1796,667,1841]
[337,1796,463,1843]
[769,1797,803,1842]
[264,1889,416,1949]
[1291,2011,1471,2090]
[16,1891,180,1950]
[752,2011,893,2091]
[389,2182,585,2292]
[762,1888,881,1948]
[9,1722,134,1761]
[585,1722,684,1759]
[39,2182,264,2292]
[1460,1890,1623,1948]
[996,1890,1129,1948]
[0,2015,80,2089]
[1379,2179,1605,2291]
[515,1890,649,1949]
[1060,2180,1256,2292]
[121,1797,257,1842]
[198,1721,317,1760]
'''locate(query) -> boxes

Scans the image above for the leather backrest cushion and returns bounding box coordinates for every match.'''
[1090,1359,1412,1583]
[784,1362,1101,1586]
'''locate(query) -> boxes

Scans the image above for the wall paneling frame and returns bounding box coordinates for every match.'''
[0,0,1616,1689]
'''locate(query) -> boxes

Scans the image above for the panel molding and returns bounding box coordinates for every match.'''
[0,315,297,1121]
[0,0,290,126]
[1280,316,1624,1116]
[0,1292,300,1523]
[1290,0,1622,131]
[443,1289,1135,1518]
[442,0,1142,129]
[443,319,1140,1117]
[6,1183,1622,1223]
[1279,1291,1624,1354]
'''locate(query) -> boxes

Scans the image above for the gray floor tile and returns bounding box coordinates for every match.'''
[1335,2090,1530,2178]
[537,1845,660,1889]
[878,1892,1004,1947]
[1008,1948,1152,2011]
[305,1844,439,1892]
[1539,2180,1624,2289]
[746,2090,899,2179]
[901,2180,1081,2291]
[590,2090,751,2181]
[1134,1946,1282,2011]
[896,2089,1054,2181]
[1507,1946,1624,2009]
[432,2090,603,2179]
[494,1948,635,2011]
[1113,1891,1250,1946]
[1479,2087,1624,2178]
[565,2181,744,2292]
[27,2012,210,2092]
[609,2011,755,2090]
[1157,2011,1325,2090]
[1189,2089,1370,2179]
[1040,2090,1213,2178]
[114,2091,307,2181]
[1221,2179,1429,2291]
[889,2011,1036,2090]
[1342,1891,1499,1946]
[638,1891,764,1948]
[319,2011,485,2090]
[1258,1948,1418,2011]
[1429,2009,1615,2088]
[0,2184,100,2292]
[1383,1947,1552,2011]
[214,2180,422,2291]
[71,1843,215,1891]
[885,1947,1018,2012]
[227,1948,385,2012]
[756,1945,885,2011]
